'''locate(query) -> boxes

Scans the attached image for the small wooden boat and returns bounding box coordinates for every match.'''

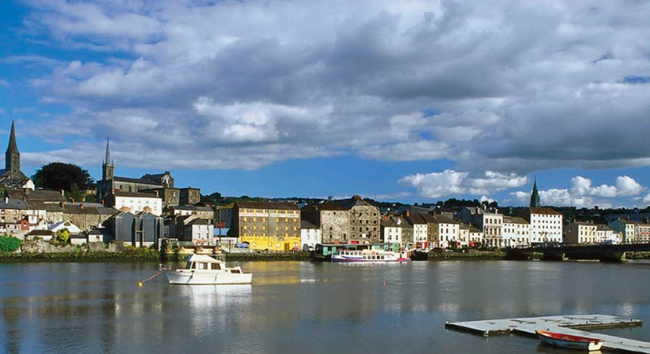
[536,330,604,351]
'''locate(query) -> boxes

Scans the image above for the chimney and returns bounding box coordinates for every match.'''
[71,198,75,203]
[60,190,65,196]
[100,199,105,206]
[403,210,410,217]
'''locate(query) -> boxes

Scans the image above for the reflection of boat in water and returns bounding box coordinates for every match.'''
[536,330,604,351]
[331,249,411,263]
[161,254,252,285]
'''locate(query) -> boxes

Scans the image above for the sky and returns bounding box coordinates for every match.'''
[1,0,650,208]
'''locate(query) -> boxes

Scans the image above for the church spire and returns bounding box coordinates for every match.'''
[5,120,21,179]
[104,138,112,165]
[530,178,540,208]
[102,138,114,181]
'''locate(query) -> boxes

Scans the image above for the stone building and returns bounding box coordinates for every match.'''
[0,121,34,190]
[96,139,200,206]
[231,201,301,251]
[302,196,380,244]
[62,203,118,231]
[301,201,349,243]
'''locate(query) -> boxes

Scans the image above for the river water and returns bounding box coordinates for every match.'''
[1,260,650,354]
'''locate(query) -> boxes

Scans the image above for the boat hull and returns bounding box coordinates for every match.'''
[163,269,252,285]
[331,255,411,263]
[536,330,604,351]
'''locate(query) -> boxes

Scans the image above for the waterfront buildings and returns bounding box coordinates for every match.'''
[502,216,530,247]
[460,206,503,247]
[430,214,460,248]
[565,222,598,244]
[526,207,564,244]
[608,219,636,244]
[231,201,301,251]
[300,220,322,251]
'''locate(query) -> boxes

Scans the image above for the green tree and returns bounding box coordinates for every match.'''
[32,162,94,197]
[55,228,70,244]
[0,235,22,252]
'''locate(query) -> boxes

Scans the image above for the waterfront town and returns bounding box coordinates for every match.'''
[1,122,649,254]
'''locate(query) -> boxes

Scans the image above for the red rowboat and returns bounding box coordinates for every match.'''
[536,330,604,351]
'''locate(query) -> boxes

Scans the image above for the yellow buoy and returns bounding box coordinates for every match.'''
[138,282,143,287]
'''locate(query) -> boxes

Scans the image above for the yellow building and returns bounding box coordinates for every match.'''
[233,201,301,251]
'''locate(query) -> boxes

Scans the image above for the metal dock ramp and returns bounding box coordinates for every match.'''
[446,315,649,353]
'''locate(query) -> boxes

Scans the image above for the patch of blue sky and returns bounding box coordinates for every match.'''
[623,76,650,84]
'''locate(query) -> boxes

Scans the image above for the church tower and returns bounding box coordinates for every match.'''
[102,138,114,181]
[5,120,21,180]
[530,179,540,208]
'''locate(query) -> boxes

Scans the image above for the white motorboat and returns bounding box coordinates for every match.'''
[161,254,252,285]
[331,249,411,263]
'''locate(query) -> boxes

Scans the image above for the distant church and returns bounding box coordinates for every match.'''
[530,179,540,208]
[96,139,200,207]
[0,121,34,190]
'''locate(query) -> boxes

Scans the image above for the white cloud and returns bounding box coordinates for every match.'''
[571,175,643,198]
[8,0,650,180]
[510,175,645,208]
[399,170,527,199]
[0,79,10,87]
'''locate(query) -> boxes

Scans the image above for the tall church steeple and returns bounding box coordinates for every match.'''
[5,120,21,180]
[102,138,114,181]
[530,178,540,208]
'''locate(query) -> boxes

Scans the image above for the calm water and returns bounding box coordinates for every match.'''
[1,260,650,354]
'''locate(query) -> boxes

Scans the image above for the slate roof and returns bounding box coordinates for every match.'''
[301,220,318,229]
[172,205,213,212]
[432,214,458,224]
[187,218,210,226]
[113,190,162,199]
[113,176,163,186]
[529,207,562,215]
[503,216,529,225]
[235,201,298,211]
[0,199,27,210]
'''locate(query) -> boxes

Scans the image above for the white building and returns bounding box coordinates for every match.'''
[430,215,460,248]
[502,216,530,247]
[405,212,432,249]
[184,218,214,243]
[608,219,636,244]
[300,220,322,251]
[381,216,409,248]
[596,224,620,244]
[527,207,563,244]
[460,206,503,247]
[108,191,163,216]
[565,222,597,244]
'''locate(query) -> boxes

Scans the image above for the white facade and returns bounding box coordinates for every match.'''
[300,227,322,251]
[596,226,620,244]
[529,208,563,244]
[502,216,530,247]
[383,225,403,245]
[187,223,214,243]
[431,217,460,248]
[114,195,163,216]
[565,223,597,244]
[412,223,428,248]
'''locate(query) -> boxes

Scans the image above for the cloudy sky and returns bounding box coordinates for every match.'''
[1,0,650,208]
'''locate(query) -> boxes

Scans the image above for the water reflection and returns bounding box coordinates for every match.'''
[1,261,650,354]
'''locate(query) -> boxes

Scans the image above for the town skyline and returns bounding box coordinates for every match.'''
[2,1,650,208]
